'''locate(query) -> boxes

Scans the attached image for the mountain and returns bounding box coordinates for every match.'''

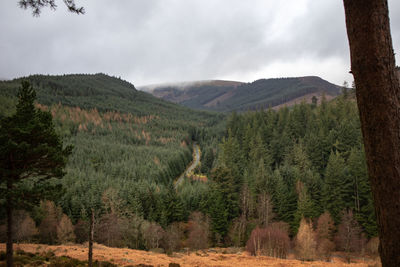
[144,76,341,112]
[0,73,224,227]
[0,73,219,119]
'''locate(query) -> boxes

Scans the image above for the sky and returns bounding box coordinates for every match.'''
[1,0,399,87]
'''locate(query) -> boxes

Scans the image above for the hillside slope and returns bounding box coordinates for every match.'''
[0,73,221,120]
[0,74,224,227]
[145,76,341,112]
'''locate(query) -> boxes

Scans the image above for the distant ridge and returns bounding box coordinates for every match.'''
[139,79,243,92]
[145,76,341,112]
[0,73,218,119]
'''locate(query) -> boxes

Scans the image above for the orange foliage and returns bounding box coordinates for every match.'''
[191,175,208,183]
[158,137,174,144]
[153,156,160,166]
[36,103,157,133]
[180,140,187,148]
[35,103,48,111]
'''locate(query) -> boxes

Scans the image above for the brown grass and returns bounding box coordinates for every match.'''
[272,93,336,110]
[204,91,235,107]
[0,243,380,267]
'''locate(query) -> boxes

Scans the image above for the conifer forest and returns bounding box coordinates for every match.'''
[0,74,380,263]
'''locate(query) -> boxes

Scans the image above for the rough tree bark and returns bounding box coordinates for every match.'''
[343,0,400,266]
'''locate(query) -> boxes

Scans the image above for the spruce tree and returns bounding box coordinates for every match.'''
[347,149,377,237]
[161,182,186,226]
[322,152,353,223]
[208,166,239,241]
[294,182,318,229]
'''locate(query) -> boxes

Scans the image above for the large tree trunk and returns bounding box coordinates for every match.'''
[6,180,13,267]
[343,0,400,266]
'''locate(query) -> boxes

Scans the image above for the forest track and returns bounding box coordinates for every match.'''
[175,143,200,188]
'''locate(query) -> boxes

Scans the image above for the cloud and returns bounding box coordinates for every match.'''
[0,0,399,86]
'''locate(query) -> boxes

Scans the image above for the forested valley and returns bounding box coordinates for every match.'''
[0,74,379,263]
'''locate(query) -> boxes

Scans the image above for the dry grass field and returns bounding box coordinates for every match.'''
[0,243,380,267]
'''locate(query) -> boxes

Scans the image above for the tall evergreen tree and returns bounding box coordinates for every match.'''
[347,149,377,237]
[160,183,186,227]
[0,81,72,266]
[208,166,239,241]
[294,182,318,231]
[322,152,353,223]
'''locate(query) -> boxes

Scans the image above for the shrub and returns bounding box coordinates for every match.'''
[162,222,184,254]
[245,222,290,258]
[96,213,125,247]
[335,210,365,253]
[187,212,210,250]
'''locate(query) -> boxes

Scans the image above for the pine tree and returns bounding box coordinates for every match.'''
[0,81,72,266]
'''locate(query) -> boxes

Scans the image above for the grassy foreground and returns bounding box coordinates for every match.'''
[0,243,380,267]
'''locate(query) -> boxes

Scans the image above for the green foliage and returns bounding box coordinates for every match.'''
[0,75,224,234]
[208,166,240,241]
[0,74,377,250]
[322,152,353,224]
[0,81,72,209]
[213,95,377,239]
[347,148,377,237]
[160,183,186,226]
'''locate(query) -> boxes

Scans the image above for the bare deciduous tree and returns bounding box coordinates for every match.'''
[257,192,274,227]
[162,222,184,254]
[246,222,290,259]
[335,210,366,254]
[316,211,335,261]
[187,212,210,250]
[142,221,165,250]
[2,210,38,243]
[57,214,75,244]
[38,201,62,244]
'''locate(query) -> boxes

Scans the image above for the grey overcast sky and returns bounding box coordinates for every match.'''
[1,0,399,86]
